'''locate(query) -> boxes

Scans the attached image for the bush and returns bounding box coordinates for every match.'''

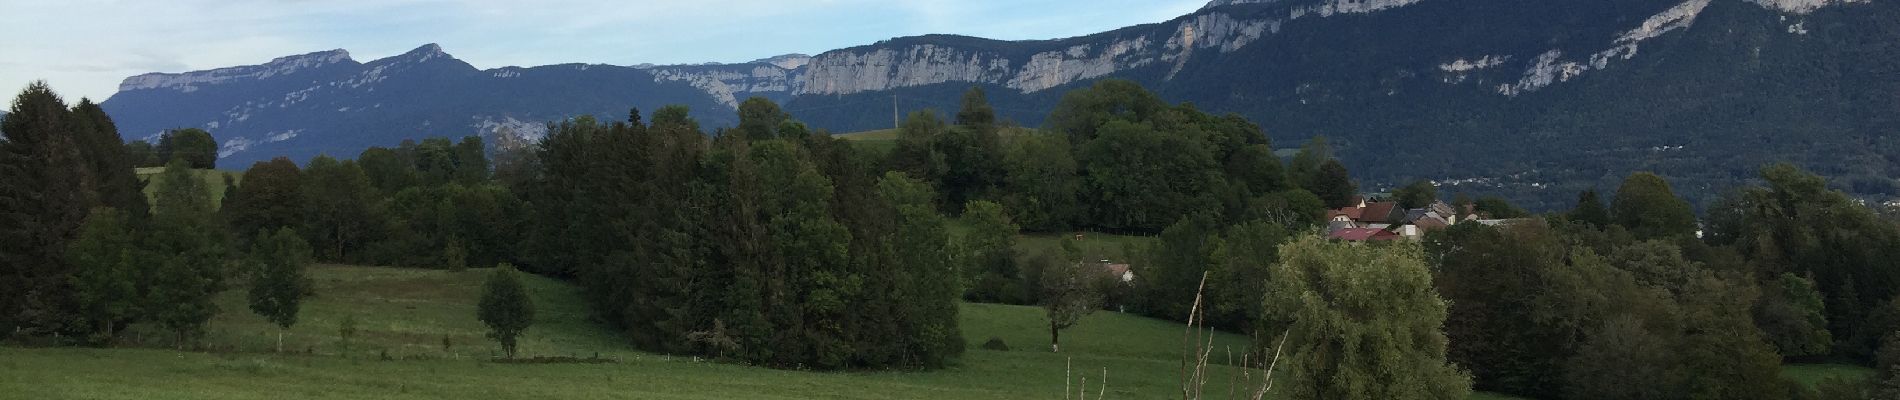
[981,337,1010,351]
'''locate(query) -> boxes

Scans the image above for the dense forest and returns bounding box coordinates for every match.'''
[8,76,1900,398]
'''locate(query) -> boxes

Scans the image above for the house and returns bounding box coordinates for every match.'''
[1328,227,1401,242]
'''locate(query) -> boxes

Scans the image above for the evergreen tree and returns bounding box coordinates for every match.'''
[247,227,311,352]
[68,99,146,220]
[67,207,140,343]
[0,81,91,336]
[478,264,534,359]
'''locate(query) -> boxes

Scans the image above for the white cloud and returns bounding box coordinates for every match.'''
[0,0,1211,101]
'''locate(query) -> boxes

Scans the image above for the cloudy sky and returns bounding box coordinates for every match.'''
[0,0,1207,101]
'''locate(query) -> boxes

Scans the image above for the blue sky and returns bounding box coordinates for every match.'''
[0,0,1207,101]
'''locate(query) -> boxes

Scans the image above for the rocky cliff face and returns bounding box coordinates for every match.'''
[646,63,803,108]
[99,0,1894,209]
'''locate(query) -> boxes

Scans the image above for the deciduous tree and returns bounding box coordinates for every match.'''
[478,264,535,359]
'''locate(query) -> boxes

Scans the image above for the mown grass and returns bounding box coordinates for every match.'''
[135,167,241,208]
[2,265,1263,399]
[1,264,1862,399]
[1015,231,1152,265]
[1782,363,1876,388]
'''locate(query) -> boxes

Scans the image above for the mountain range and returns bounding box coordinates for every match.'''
[98,0,1899,209]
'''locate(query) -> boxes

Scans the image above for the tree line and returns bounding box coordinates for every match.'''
[1417,166,1900,399]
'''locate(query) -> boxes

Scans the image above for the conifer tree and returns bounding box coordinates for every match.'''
[0,81,91,336]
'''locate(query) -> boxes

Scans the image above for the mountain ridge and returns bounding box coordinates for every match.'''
[96,0,1896,209]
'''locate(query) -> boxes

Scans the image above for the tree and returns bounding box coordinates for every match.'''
[0,81,91,337]
[146,159,230,347]
[68,99,147,220]
[67,207,140,343]
[478,264,535,359]
[224,158,303,246]
[1079,120,1220,232]
[125,140,161,167]
[878,171,965,367]
[1002,133,1080,232]
[452,135,489,185]
[736,97,789,140]
[1568,190,1611,227]
[301,155,382,262]
[1045,79,1168,144]
[1208,220,1288,332]
[1611,172,1696,240]
[959,200,1022,304]
[1036,251,1105,352]
[1755,273,1834,358]
[1563,315,1683,400]
[356,146,416,194]
[157,128,217,169]
[1309,159,1358,209]
[248,227,311,352]
[1288,136,1334,189]
[1134,215,1219,322]
[955,86,997,135]
[1267,236,1472,400]
[1474,196,1528,219]
[1394,180,1438,209]
[888,110,948,185]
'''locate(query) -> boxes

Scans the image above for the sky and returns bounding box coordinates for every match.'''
[0,0,1208,101]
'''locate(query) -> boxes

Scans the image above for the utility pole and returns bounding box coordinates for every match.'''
[892,95,899,130]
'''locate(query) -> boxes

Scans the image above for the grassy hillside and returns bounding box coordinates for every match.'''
[0,265,1261,399]
[0,264,1865,399]
[136,167,241,208]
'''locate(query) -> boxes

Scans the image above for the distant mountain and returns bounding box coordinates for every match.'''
[101,0,1900,209]
[101,44,788,167]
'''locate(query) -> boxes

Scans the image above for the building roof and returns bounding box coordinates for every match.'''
[1328,228,1399,242]
[1328,207,1365,221]
[1361,201,1400,224]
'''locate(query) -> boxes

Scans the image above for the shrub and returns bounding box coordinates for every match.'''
[981,337,1010,351]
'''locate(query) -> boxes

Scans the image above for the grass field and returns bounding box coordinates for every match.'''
[0,265,1262,399]
[834,127,1042,156]
[1783,363,1876,388]
[136,167,241,208]
[0,264,1867,399]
